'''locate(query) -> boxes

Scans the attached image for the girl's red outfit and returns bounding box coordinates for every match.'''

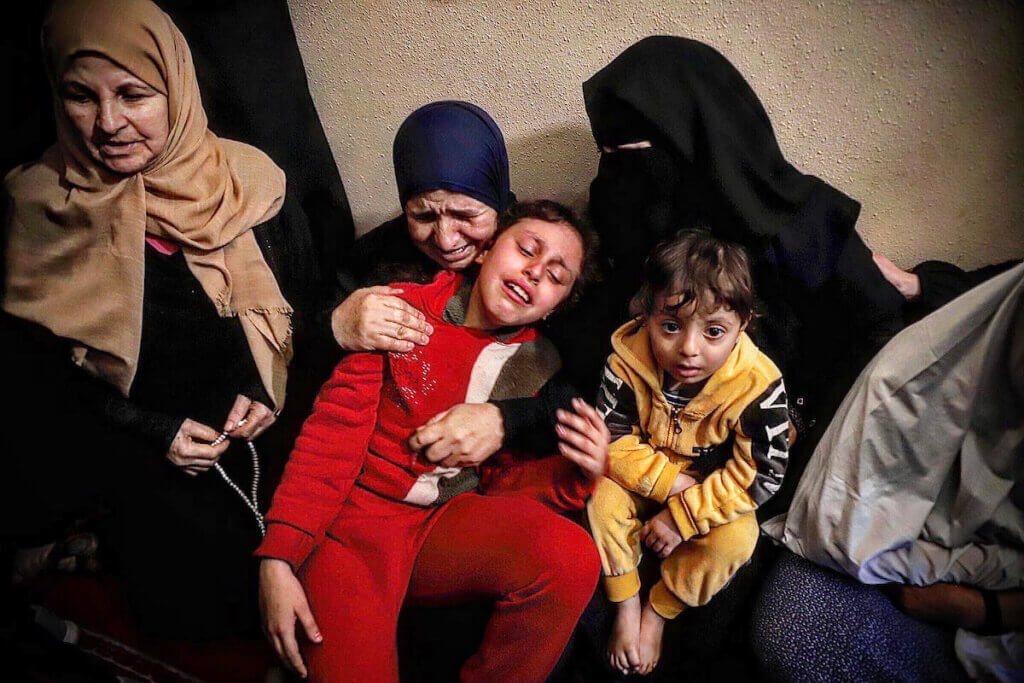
[256,272,600,682]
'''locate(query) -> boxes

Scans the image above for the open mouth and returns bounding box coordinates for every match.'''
[439,244,471,261]
[503,281,532,305]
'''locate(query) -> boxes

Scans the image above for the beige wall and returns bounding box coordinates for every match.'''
[287,0,1023,270]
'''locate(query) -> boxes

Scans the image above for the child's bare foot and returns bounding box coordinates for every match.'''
[608,595,642,675]
[636,600,667,675]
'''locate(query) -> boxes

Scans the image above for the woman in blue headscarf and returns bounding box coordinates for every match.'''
[333,100,515,353]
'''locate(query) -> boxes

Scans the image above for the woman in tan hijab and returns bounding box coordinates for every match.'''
[3,0,293,638]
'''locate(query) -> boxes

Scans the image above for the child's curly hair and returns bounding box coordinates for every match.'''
[630,228,755,321]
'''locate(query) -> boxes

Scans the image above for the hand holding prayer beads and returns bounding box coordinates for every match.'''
[167,419,231,476]
[222,394,277,440]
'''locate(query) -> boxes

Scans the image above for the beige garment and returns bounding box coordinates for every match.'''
[3,0,292,408]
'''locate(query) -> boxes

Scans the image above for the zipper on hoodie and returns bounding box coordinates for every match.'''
[669,406,683,434]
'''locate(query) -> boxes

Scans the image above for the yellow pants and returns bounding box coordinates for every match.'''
[586,476,759,619]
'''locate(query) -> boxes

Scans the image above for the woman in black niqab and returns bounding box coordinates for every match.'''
[584,36,905,490]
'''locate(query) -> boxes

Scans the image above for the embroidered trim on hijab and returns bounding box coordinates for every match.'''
[393,100,514,213]
[2,0,293,409]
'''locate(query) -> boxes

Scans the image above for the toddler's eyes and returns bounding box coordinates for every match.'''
[660,321,680,333]
[706,326,726,339]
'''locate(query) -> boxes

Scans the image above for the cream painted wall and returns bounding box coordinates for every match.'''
[286,0,1023,270]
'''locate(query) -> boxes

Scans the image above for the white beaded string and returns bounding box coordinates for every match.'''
[210,418,266,536]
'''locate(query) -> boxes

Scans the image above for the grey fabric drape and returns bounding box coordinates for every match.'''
[764,262,1024,590]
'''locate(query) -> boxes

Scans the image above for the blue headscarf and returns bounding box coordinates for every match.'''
[393,101,514,213]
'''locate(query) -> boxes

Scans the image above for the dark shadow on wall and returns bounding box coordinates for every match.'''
[504,122,598,214]
[1,3,55,178]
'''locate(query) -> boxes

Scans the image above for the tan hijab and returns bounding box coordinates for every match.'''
[3,0,292,409]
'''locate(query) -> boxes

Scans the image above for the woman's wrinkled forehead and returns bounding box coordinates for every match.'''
[44,0,176,94]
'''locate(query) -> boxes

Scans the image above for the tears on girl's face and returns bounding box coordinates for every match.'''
[466,218,584,330]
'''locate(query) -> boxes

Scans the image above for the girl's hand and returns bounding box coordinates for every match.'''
[330,286,433,352]
[166,419,230,476]
[409,403,505,468]
[640,508,683,559]
[259,558,322,679]
[555,398,610,480]
[223,395,276,440]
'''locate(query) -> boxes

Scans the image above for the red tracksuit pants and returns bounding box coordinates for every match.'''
[299,486,600,682]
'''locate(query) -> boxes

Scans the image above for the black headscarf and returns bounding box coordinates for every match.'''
[393,100,514,213]
[583,36,905,496]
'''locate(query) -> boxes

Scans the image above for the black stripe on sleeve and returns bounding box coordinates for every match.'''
[738,377,790,505]
[597,362,639,440]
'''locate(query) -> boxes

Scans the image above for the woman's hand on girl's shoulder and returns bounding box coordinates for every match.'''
[259,558,322,679]
[331,285,433,353]
[555,398,610,480]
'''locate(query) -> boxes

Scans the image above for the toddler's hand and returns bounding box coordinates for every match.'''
[640,508,682,558]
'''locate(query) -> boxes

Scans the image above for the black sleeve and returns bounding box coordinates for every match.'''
[492,372,577,454]
[66,363,185,456]
[348,215,439,289]
[1,311,184,456]
[909,259,1022,322]
[88,374,186,454]
[239,375,272,410]
[737,377,790,506]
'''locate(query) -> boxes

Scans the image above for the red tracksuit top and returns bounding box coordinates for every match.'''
[257,271,592,568]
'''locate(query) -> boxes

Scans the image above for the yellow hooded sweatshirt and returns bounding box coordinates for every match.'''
[599,318,789,541]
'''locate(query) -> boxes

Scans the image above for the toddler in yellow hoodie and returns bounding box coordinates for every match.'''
[587,229,790,676]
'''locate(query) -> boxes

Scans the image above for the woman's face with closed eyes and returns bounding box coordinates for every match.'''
[60,55,169,175]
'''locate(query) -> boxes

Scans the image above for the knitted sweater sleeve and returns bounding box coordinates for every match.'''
[256,351,384,569]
